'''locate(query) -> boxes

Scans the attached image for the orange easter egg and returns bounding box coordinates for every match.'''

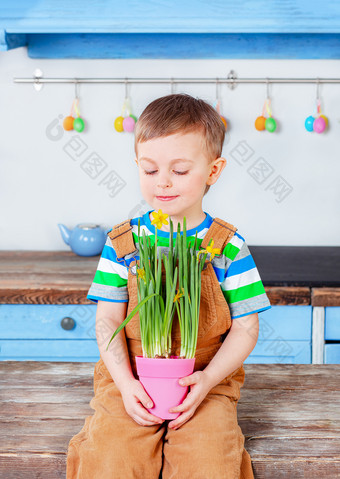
[255,116,266,131]
[63,116,74,131]
[220,115,227,130]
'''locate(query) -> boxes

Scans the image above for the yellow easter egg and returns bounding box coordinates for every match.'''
[320,115,328,128]
[114,116,124,132]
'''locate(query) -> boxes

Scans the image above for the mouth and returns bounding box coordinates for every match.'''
[156,196,179,201]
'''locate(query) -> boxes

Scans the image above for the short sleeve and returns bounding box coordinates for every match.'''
[220,231,271,319]
[87,235,129,304]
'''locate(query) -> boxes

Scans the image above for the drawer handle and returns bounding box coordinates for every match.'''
[60,317,76,330]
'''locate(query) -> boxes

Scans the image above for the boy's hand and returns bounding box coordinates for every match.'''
[167,371,212,430]
[120,378,165,427]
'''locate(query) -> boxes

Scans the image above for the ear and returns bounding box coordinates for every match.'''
[206,157,227,185]
[134,157,138,165]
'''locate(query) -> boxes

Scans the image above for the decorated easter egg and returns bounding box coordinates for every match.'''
[265,117,277,133]
[220,115,227,130]
[63,116,74,131]
[129,114,138,123]
[320,114,329,128]
[255,116,266,131]
[313,116,326,134]
[114,116,124,132]
[123,116,136,132]
[305,116,315,132]
[73,117,85,132]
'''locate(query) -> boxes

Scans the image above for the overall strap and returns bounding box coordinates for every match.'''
[107,219,137,259]
[200,217,237,256]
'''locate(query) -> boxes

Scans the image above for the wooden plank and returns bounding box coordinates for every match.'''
[0,251,320,305]
[1,362,340,478]
[312,288,340,307]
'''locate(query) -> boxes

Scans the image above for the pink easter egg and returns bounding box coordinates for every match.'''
[123,116,136,132]
[313,116,326,134]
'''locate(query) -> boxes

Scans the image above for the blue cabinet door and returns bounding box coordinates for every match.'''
[324,307,340,364]
[245,305,312,364]
[325,307,340,340]
[0,304,100,361]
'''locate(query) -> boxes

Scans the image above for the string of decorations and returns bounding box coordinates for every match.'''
[14,72,339,135]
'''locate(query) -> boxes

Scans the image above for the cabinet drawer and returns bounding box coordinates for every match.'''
[256,305,312,340]
[325,307,340,340]
[0,304,97,339]
[0,339,100,362]
[324,344,340,364]
[246,340,311,364]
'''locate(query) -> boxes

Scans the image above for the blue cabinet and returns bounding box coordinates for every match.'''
[1,304,313,363]
[245,305,312,364]
[324,306,340,364]
[0,304,100,361]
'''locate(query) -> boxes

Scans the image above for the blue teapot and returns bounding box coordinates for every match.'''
[58,223,108,256]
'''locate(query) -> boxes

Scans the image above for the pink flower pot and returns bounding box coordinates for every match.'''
[135,355,195,420]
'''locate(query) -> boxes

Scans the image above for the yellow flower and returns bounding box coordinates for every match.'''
[137,267,146,282]
[173,287,185,303]
[196,239,221,262]
[205,240,221,260]
[151,209,169,229]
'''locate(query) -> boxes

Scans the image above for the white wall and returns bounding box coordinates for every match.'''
[1,47,339,249]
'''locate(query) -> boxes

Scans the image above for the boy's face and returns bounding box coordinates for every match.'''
[135,130,226,217]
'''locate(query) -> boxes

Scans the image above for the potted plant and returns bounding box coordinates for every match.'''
[106,209,220,419]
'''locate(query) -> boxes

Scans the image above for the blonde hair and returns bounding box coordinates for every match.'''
[134,93,226,195]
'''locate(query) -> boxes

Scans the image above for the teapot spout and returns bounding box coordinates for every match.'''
[58,224,72,246]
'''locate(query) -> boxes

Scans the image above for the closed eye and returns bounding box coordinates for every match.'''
[143,171,188,175]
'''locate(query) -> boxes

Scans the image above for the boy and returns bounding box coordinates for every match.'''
[66,93,271,479]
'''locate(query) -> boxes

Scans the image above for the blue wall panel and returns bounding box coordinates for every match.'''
[1,1,340,58]
[24,33,340,59]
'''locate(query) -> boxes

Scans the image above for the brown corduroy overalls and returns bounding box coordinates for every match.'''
[66,216,254,479]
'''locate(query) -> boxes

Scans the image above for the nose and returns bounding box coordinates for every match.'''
[157,171,172,189]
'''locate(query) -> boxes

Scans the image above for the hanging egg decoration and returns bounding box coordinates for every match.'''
[265,117,277,133]
[63,116,75,131]
[114,116,124,132]
[220,115,228,130]
[304,115,315,132]
[122,115,136,132]
[63,98,85,132]
[73,117,85,133]
[305,94,328,134]
[255,116,266,131]
[320,114,328,128]
[255,98,277,133]
[313,116,326,134]
[114,96,138,133]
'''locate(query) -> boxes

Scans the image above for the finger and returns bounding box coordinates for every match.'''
[140,395,154,410]
[136,417,163,427]
[169,399,190,414]
[169,412,192,429]
[136,403,164,423]
[180,372,198,386]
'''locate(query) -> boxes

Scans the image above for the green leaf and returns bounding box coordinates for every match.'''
[106,292,159,351]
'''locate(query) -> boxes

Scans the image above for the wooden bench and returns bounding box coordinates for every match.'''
[1,362,340,478]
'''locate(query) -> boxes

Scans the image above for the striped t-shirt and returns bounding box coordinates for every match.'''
[87,210,271,320]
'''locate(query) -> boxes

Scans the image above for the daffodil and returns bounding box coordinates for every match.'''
[151,209,169,229]
[196,239,221,262]
[205,240,221,260]
[137,267,146,282]
[173,287,185,303]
